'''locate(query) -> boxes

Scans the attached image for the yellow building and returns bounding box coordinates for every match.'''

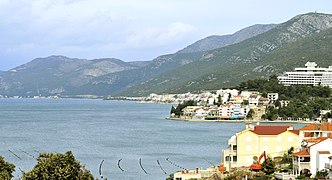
[222,123,300,170]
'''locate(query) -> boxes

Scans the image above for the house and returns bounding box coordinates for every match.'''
[267,93,279,101]
[182,106,201,118]
[193,108,208,120]
[222,123,300,170]
[258,97,270,105]
[248,95,260,107]
[229,95,244,106]
[299,122,332,140]
[219,104,232,118]
[279,100,290,107]
[292,138,332,178]
[218,104,246,119]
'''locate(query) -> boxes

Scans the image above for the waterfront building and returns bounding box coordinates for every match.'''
[182,106,202,118]
[222,123,300,170]
[277,62,332,88]
[218,104,247,119]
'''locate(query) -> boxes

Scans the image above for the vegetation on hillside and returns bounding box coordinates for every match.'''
[237,75,332,120]
[121,13,332,96]
[170,100,197,117]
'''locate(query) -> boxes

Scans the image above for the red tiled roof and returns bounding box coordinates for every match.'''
[292,149,310,157]
[289,130,300,135]
[300,122,332,131]
[318,151,330,154]
[221,104,232,107]
[308,137,330,147]
[304,132,313,137]
[259,97,269,101]
[306,137,328,143]
[250,126,292,135]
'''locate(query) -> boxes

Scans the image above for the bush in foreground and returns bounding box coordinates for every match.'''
[0,156,15,180]
[23,151,94,180]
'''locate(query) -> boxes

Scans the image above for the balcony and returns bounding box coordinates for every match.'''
[325,163,332,170]
[293,162,310,170]
[228,135,237,145]
[223,148,237,156]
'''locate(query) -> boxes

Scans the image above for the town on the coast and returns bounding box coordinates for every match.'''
[141,62,332,123]
[162,62,332,180]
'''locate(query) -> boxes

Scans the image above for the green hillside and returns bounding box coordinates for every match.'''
[119,13,332,96]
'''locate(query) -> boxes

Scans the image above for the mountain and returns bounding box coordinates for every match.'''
[0,56,150,96]
[1,12,332,97]
[119,12,332,96]
[177,24,277,54]
[74,24,278,95]
[0,18,272,97]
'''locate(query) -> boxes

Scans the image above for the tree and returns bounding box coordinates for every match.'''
[23,151,93,180]
[315,169,329,179]
[261,156,275,175]
[166,173,174,180]
[0,156,15,180]
[246,109,255,119]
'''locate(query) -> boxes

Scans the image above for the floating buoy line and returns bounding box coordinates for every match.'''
[117,159,124,172]
[4,150,214,178]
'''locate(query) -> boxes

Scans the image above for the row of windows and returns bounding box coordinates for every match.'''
[244,136,293,142]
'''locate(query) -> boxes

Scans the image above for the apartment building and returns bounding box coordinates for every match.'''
[277,62,332,88]
[222,123,300,170]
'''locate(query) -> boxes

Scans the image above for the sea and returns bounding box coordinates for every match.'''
[0,98,305,180]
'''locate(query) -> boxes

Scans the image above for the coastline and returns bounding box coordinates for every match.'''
[165,117,315,124]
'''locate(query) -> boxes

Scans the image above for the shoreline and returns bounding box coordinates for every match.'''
[165,117,315,124]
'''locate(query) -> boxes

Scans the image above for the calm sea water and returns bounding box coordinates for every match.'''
[0,99,304,180]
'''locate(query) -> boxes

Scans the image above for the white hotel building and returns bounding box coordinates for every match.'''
[277,62,332,88]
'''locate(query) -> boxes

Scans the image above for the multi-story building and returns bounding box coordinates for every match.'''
[267,93,279,101]
[277,62,332,88]
[292,138,332,178]
[299,122,332,140]
[218,104,246,119]
[222,123,300,170]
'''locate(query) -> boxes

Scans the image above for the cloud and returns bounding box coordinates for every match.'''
[127,22,197,48]
[0,0,332,70]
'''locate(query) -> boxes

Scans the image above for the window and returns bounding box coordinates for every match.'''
[233,156,237,162]
[246,146,252,151]
[246,136,252,142]
[276,137,281,142]
[225,156,231,161]
[276,146,282,152]
[288,137,293,142]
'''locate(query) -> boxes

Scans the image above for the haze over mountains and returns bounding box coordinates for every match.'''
[1,12,332,97]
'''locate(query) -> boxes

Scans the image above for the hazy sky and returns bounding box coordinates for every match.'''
[0,0,331,70]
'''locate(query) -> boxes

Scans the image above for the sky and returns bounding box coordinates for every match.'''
[0,0,331,71]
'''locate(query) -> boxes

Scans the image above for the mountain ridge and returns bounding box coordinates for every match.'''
[177,24,277,54]
[118,12,332,96]
[1,12,332,97]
